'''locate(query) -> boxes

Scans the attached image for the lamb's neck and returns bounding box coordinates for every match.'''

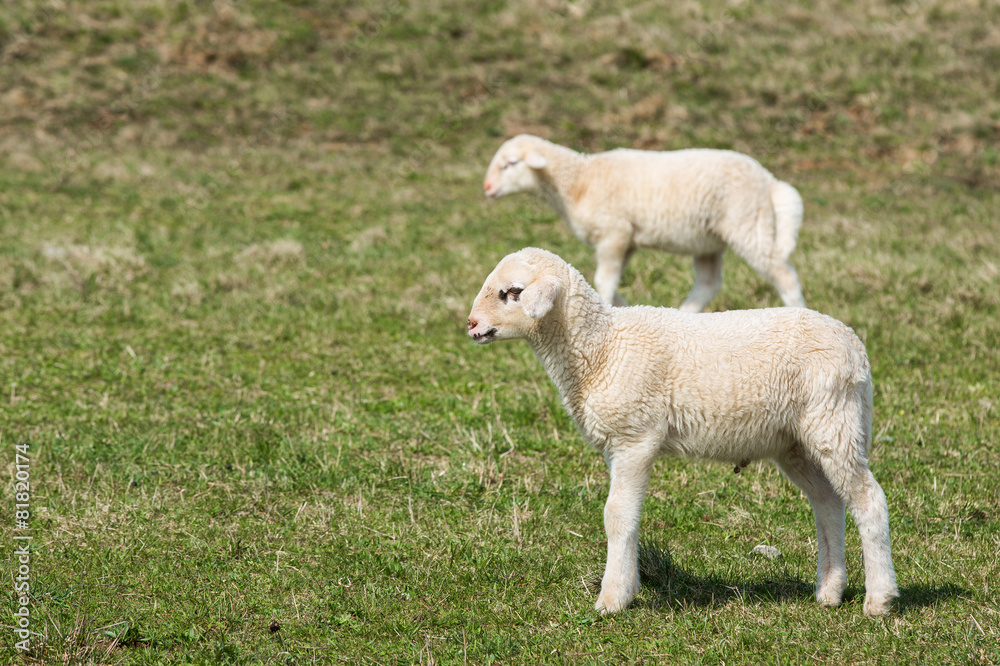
[527,272,612,402]
[535,144,587,220]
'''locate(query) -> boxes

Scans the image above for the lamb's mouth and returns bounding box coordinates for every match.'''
[472,327,498,343]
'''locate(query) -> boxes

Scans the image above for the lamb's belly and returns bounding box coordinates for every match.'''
[665,425,791,463]
[633,221,726,256]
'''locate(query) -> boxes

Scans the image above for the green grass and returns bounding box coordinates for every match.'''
[1,0,999,663]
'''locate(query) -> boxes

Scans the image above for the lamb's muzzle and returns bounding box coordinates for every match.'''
[468,247,898,616]
[467,315,497,344]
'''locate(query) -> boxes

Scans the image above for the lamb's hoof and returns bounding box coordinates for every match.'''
[595,598,623,615]
[815,580,846,608]
[595,589,634,615]
[816,592,842,608]
[863,593,896,616]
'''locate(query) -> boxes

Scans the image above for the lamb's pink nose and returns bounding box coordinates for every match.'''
[467,317,478,331]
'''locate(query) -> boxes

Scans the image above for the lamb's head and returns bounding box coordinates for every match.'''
[468,248,564,344]
[483,135,549,198]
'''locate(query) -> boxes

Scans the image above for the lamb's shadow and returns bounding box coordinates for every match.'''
[892,582,968,614]
[615,541,967,613]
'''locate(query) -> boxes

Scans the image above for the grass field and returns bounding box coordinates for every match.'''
[1,1,999,663]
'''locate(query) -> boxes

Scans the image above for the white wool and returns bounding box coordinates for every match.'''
[483,135,806,311]
[468,248,898,616]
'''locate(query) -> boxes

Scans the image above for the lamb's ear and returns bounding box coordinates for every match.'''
[524,151,547,169]
[521,277,561,319]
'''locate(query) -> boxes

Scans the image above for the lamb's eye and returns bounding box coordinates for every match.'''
[507,286,523,301]
[500,160,517,170]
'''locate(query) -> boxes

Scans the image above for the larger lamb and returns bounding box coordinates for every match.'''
[483,134,806,311]
[467,247,897,615]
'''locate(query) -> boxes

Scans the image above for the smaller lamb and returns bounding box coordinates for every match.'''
[467,247,897,615]
[483,135,806,311]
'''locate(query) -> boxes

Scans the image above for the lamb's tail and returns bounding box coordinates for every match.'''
[770,180,803,261]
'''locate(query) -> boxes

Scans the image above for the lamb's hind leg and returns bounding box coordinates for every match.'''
[736,247,804,308]
[593,237,634,307]
[775,446,847,608]
[807,413,898,614]
[832,462,898,615]
[726,225,805,308]
[680,252,723,312]
[762,259,805,308]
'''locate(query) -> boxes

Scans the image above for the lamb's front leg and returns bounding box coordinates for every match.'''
[595,448,655,614]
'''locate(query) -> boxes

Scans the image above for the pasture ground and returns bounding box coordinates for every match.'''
[1,1,998,663]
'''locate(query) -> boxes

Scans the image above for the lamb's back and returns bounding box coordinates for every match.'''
[569,149,776,251]
[579,307,866,454]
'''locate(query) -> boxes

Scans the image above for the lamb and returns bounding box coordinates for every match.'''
[467,247,897,616]
[483,134,806,311]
